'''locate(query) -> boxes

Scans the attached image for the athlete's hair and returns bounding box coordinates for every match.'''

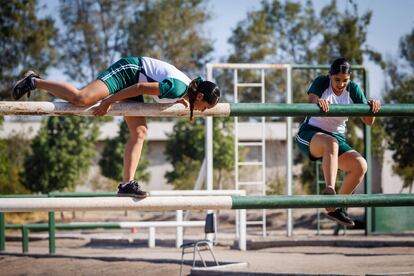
[187,77,220,121]
[329,58,352,75]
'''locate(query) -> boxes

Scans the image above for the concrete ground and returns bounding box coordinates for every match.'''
[1,229,414,276]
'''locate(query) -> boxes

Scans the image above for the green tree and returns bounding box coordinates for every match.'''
[0,134,32,194]
[0,117,9,192]
[383,28,414,192]
[0,117,32,194]
[165,119,204,190]
[99,121,150,183]
[213,119,235,189]
[126,0,213,74]
[227,0,325,64]
[0,140,10,192]
[226,0,384,192]
[57,0,136,83]
[0,0,57,99]
[164,118,234,190]
[23,117,99,193]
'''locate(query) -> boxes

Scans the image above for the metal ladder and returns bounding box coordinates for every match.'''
[234,69,267,237]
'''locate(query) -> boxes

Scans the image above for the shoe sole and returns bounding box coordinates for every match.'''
[12,70,37,100]
[325,214,355,227]
[116,193,148,199]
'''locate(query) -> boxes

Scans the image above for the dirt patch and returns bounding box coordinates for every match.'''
[0,255,190,276]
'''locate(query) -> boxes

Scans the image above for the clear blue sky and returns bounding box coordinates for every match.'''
[43,0,414,99]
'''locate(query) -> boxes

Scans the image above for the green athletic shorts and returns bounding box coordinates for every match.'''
[295,123,352,161]
[97,57,144,102]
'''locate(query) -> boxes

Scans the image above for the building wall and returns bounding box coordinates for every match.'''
[381,150,411,193]
[146,141,174,191]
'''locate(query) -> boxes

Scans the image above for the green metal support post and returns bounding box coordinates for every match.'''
[0,213,5,251]
[22,226,29,253]
[48,211,55,254]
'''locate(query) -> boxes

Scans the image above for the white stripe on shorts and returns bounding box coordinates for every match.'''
[295,135,309,146]
[101,64,141,81]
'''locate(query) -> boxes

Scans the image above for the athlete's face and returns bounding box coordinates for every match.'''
[329,73,350,94]
[192,92,217,111]
[193,97,215,112]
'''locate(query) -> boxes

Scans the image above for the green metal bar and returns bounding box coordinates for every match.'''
[0,213,5,251]
[229,103,414,117]
[6,222,122,254]
[231,194,414,209]
[0,194,48,198]
[22,226,28,253]
[6,224,46,229]
[48,212,55,255]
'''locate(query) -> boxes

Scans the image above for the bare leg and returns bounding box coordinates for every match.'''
[338,150,367,194]
[309,133,339,189]
[123,116,147,182]
[309,133,339,212]
[34,78,109,106]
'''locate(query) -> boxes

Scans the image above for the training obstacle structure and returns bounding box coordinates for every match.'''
[1,194,414,212]
[0,190,248,253]
[0,101,413,117]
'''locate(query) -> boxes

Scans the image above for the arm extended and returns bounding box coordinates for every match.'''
[93,82,160,115]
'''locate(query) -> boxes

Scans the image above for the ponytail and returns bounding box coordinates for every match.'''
[187,78,200,121]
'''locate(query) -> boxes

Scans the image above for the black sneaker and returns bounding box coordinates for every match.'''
[326,208,355,227]
[12,70,40,100]
[117,180,149,198]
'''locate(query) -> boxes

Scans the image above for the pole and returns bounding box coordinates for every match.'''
[1,194,414,212]
[0,213,5,251]
[1,102,414,117]
[286,65,293,237]
[49,211,55,254]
